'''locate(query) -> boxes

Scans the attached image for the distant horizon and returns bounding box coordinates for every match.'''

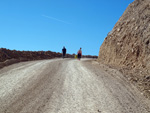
[0,47,98,56]
[0,0,134,56]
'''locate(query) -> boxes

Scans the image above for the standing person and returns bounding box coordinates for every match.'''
[77,48,82,60]
[62,46,66,58]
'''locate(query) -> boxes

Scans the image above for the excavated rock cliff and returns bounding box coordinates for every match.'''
[98,0,150,98]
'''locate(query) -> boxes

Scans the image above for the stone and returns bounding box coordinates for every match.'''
[98,0,150,99]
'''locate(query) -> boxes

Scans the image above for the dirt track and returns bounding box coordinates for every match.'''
[0,59,150,113]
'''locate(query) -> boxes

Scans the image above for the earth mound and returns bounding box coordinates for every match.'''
[0,48,62,68]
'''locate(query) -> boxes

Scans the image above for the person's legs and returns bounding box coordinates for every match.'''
[78,54,81,60]
[63,53,66,58]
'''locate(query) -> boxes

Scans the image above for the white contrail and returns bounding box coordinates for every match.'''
[42,15,71,24]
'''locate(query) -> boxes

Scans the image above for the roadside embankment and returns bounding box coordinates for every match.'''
[0,48,97,69]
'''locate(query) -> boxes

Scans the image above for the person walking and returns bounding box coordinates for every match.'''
[62,46,66,58]
[77,48,82,60]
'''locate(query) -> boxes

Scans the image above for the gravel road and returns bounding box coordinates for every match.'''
[0,59,150,113]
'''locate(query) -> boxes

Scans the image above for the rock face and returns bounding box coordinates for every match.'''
[98,0,150,98]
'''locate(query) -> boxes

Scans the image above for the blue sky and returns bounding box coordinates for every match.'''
[0,0,134,55]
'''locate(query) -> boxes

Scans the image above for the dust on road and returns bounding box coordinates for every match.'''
[0,59,150,113]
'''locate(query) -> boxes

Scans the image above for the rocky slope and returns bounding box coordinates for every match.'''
[0,48,97,69]
[98,0,150,98]
[0,48,62,68]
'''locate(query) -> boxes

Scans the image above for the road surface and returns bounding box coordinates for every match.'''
[0,59,150,113]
